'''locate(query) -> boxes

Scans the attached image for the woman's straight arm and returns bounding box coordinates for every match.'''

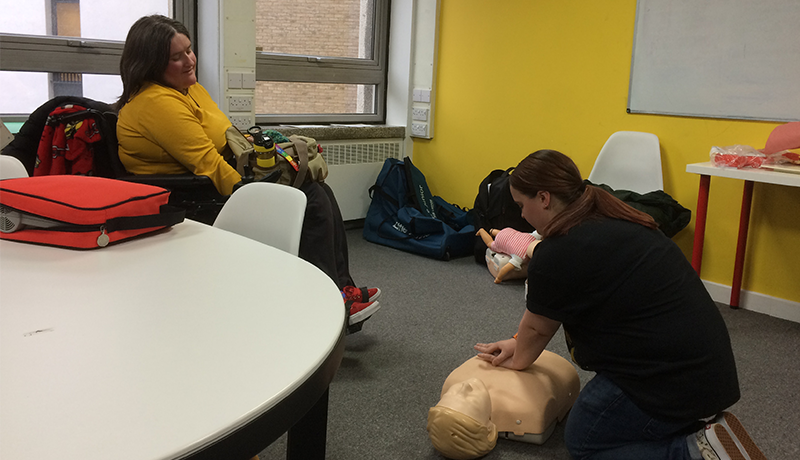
[509,310,561,370]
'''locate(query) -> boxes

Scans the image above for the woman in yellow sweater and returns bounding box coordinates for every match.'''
[115,15,382,328]
[116,16,240,196]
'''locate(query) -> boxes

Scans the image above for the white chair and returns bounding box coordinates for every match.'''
[213,182,307,255]
[587,131,663,194]
[0,155,29,180]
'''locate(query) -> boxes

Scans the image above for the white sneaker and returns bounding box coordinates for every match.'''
[714,412,767,460]
[696,423,744,460]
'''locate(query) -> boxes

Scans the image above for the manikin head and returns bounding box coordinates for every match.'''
[427,378,498,459]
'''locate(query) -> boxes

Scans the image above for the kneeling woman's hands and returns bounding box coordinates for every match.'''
[474,339,517,368]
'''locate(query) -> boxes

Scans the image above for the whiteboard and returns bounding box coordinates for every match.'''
[627,0,800,122]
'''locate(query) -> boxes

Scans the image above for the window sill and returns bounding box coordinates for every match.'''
[264,124,405,141]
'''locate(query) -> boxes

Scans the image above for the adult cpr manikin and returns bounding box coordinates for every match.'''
[427,352,580,459]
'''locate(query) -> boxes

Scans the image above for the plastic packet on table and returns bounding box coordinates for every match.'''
[709,145,765,169]
[765,150,800,165]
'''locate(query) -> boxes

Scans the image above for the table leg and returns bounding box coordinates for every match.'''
[692,175,711,274]
[286,387,329,460]
[730,180,754,309]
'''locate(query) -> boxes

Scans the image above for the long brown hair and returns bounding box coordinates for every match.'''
[116,15,191,111]
[509,149,657,237]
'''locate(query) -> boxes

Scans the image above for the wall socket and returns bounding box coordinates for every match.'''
[229,96,253,112]
[230,116,252,131]
[411,107,429,121]
[411,123,428,138]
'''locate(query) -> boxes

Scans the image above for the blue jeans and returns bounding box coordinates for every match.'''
[564,373,704,460]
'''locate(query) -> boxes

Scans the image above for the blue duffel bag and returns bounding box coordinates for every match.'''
[363,157,474,260]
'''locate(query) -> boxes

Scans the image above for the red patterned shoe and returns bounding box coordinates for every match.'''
[348,300,380,325]
[342,286,381,303]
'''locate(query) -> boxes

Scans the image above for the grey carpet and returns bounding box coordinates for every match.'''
[257,228,800,460]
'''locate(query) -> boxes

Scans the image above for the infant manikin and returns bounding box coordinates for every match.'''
[477,228,542,283]
[427,352,580,459]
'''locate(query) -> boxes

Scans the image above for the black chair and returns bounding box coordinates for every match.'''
[1,96,120,178]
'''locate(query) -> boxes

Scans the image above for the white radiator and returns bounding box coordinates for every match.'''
[320,139,404,221]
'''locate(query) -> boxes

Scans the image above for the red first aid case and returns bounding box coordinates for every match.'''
[0,175,185,249]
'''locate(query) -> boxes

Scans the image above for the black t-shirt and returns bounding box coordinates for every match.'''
[527,218,740,421]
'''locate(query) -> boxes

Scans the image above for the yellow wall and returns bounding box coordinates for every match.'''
[412,0,800,304]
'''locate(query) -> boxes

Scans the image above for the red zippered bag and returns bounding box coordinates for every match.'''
[0,175,185,249]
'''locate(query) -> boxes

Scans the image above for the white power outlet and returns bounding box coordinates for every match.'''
[230,116,252,132]
[412,108,429,121]
[229,96,253,112]
[411,123,428,138]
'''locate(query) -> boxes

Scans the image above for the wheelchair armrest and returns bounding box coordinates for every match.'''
[118,174,226,225]
[118,173,216,191]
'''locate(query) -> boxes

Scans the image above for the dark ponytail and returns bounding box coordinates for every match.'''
[510,149,657,237]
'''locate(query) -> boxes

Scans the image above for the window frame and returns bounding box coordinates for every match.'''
[0,0,391,124]
[0,34,124,76]
[0,0,193,121]
[254,0,390,125]
[0,1,195,73]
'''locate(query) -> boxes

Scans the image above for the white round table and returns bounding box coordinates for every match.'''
[0,219,345,459]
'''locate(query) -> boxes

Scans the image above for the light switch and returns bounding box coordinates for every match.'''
[241,72,256,89]
[228,72,242,89]
[418,89,431,103]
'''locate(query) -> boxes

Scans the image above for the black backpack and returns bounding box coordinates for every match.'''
[472,167,535,263]
[589,181,691,238]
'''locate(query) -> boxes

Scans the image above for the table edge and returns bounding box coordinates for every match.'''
[686,161,800,187]
[183,318,347,459]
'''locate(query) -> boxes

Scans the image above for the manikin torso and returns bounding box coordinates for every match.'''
[439,351,580,443]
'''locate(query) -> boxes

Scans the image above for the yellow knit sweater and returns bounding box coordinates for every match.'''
[117,83,241,196]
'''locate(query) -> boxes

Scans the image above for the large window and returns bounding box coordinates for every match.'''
[0,0,389,124]
[254,0,390,124]
[0,0,189,120]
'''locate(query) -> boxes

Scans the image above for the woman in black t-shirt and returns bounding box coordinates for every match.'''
[474,150,765,460]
